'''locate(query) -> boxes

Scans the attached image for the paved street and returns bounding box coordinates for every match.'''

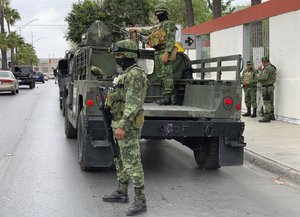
[0,81,300,217]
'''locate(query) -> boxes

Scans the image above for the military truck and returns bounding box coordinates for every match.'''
[61,21,245,171]
[57,50,75,115]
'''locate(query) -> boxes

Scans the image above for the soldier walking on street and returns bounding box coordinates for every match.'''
[257,57,277,123]
[241,61,259,118]
[131,3,176,105]
[102,39,148,216]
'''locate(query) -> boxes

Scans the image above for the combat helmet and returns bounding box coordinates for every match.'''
[111,39,139,58]
[154,3,170,15]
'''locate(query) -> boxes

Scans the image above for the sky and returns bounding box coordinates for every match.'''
[9,0,257,59]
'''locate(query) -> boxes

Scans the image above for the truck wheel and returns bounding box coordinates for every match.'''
[78,110,89,171]
[64,107,77,138]
[29,82,33,89]
[194,138,220,170]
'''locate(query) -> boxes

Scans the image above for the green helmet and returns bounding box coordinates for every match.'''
[111,39,139,58]
[154,3,169,15]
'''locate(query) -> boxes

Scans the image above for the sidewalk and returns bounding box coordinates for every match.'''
[242,116,300,185]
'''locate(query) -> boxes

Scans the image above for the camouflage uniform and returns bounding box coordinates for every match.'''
[109,65,148,188]
[103,39,148,216]
[241,64,258,117]
[258,57,276,122]
[140,3,176,104]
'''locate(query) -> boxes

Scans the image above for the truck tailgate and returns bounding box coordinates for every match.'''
[144,103,214,118]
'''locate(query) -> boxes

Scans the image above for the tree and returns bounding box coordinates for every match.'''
[17,43,38,65]
[0,0,9,69]
[207,0,235,19]
[148,0,211,27]
[184,0,195,27]
[4,7,20,33]
[251,0,261,6]
[7,31,24,66]
[65,0,107,44]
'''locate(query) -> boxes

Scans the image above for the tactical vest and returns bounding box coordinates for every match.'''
[148,28,167,47]
[243,71,252,83]
[106,65,148,128]
[261,65,277,85]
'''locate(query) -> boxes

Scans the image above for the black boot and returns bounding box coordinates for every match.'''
[251,108,257,118]
[242,108,251,117]
[270,113,275,120]
[103,181,129,203]
[156,95,171,106]
[258,115,270,123]
[125,187,147,216]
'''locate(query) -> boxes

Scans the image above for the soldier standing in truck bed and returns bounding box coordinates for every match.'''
[130,3,176,105]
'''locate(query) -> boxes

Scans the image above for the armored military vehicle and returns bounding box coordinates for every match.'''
[61,21,245,171]
[57,50,75,115]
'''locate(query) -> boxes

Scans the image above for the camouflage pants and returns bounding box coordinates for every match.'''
[244,87,257,109]
[154,51,174,96]
[113,126,144,188]
[262,85,275,115]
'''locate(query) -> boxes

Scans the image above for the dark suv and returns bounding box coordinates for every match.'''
[11,66,35,89]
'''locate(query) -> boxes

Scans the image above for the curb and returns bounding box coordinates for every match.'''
[244,149,300,185]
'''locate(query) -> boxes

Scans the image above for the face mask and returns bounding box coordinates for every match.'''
[115,57,136,71]
[115,57,125,66]
[156,12,167,22]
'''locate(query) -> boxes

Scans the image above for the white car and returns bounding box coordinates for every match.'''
[0,70,19,95]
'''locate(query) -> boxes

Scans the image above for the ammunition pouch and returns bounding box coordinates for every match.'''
[133,110,145,129]
[167,46,177,62]
[261,87,270,101]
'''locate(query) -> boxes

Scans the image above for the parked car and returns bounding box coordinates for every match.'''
[11,65,35,89]
[32,71,45,83]
[0,70,19,95]
[44,74,49,81]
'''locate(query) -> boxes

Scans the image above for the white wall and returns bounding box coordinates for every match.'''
[210,26,244,80]
[270,10,300,124]
[210,25,244,57]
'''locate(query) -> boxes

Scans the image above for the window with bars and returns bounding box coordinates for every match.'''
[249,19,269,67]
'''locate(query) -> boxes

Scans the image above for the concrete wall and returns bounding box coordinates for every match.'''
[269,10,300,124]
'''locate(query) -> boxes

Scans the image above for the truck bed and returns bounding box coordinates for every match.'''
[144,103,213,118]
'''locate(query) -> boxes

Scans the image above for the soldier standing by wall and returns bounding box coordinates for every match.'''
[241,60,259,117]
[130,3,176,105]
[102,39,148,216]
[257,57,277,123]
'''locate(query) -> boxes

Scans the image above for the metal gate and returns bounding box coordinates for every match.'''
[249,19,269,67]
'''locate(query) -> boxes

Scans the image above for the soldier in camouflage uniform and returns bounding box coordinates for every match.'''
[131,3,176,105]
[241,60,258,118]
[102,39,148,216]
[257,57,277,123]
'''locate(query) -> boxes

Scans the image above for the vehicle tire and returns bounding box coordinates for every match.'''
[33,80,36,88]
[193,138,220,170]
[78,110,90,171]
[11,88,16,95]
[16,88,19,93]
[64,107,77,139]
[42,79,45,83]
[29,82,33,89]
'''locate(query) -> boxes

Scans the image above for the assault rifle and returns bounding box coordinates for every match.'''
[96,86,119,158]
[112,23,148,44]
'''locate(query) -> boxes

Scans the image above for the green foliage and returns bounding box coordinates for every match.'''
[148,0,212,27]
[65,0,106,44]
[18,43,38,65]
